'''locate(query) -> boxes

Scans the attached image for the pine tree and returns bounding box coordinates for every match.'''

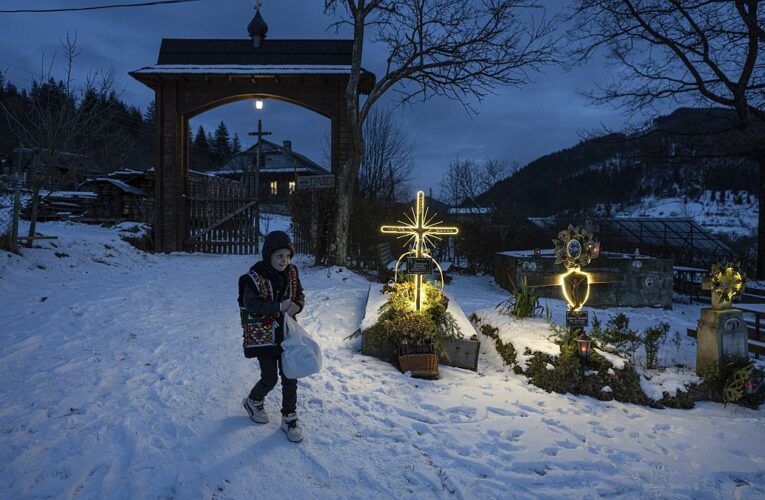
[213,121,232,165]
[193,125,209,150]
[231,132,242,154]
[191,125,212,170]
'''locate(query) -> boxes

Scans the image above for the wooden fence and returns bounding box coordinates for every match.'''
[186,175,259,254]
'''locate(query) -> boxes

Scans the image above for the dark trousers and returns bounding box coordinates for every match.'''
[248,349,297,416]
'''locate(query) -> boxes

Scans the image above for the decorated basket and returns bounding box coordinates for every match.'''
[397,353,439,378]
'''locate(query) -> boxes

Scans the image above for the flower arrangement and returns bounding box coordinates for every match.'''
[366,281,461,359]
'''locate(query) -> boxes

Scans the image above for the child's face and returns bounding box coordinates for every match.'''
[270,248,291,271]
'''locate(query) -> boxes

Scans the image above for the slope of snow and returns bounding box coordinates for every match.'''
[1,221,764,499]
[611,190,757,239]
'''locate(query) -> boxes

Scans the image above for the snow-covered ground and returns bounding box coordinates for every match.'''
[2,221,765,499]
[612,190,757,239]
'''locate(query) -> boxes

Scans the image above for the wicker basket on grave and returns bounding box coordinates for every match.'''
[396,343,439,378]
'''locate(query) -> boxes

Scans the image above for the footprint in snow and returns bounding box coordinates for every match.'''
[556,439,579,450]
[513,402,544,414]
[486,406,516,417]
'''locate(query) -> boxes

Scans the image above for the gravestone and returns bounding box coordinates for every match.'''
[696,264,748,377]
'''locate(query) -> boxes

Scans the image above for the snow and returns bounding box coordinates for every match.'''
[613,191,757,239]
[132,64,353,75]
[594,348,626,370]
[473,309,560,369]
[1,220,765,498]
[80,178,145,195]
[640,369,703,401]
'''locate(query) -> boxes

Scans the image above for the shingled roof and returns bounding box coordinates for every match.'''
[131,38,374,92]
[156,39,355,66]
[210,139,328,176]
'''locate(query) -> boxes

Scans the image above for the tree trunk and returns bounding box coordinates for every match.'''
[758,152,765,279]
[331,140,362,266]
[330,4,366,266]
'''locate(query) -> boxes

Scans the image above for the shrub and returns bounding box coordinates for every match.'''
[591,313,640,359]
[496,276,543,319]
[643,322,669,369]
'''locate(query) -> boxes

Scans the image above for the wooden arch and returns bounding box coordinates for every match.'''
[130,39,373,253]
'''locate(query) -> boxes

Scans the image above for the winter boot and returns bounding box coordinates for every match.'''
[243,397,269,424]
[280,413,303,442]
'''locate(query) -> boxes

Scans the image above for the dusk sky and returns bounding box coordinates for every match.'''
[0,0,659,197]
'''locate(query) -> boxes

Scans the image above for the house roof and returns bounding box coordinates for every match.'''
[130,39,375,93]
[14,147,102,174]
[79,178,146,196]
[156,39,356,66]
[210,139,329,176]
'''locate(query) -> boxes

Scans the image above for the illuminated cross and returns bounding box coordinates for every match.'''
[381,190,458,310]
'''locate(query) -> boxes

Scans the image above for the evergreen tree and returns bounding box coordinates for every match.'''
[191,125,213,171]
[231,132,242,154]
[193,125,209,150]
[213,121,232,165]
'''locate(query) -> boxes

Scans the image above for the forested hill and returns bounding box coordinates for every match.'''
[478,108,758,219]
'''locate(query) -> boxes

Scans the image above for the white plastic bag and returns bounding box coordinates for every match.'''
[281,315,322,378]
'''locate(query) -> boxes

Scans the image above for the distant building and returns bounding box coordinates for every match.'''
[11,147,103,189]
[210,139,328,213]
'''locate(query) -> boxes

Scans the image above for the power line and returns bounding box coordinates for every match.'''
[0,0,202,14]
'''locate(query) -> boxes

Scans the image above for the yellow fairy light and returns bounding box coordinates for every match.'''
[709,263,746,309]
[380,190,458,310]
[559,267,592,311]
[553,225,598,312]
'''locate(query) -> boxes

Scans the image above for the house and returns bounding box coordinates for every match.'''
[210,139,329,213]
[13,147,104,189]
[79,168,241,224]
[79,169,150,222]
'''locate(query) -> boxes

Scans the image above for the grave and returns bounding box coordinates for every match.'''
[495,249,673,308]
[359,284,481,371]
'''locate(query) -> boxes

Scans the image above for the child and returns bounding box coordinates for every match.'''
[238,230,305,442]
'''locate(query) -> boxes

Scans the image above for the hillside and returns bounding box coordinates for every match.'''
[479,108,759,235]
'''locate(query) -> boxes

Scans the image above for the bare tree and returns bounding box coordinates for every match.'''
[358,106,414,202]
[439,157,510,207]
[568,0,765,277]
[0,34,114,246]
[323,0,559,265]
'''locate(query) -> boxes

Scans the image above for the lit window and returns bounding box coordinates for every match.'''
[270,181,278,195]
[288,181,296,194]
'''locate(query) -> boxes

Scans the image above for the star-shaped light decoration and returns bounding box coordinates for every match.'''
[380,191,458,310]
[709,263,746,309]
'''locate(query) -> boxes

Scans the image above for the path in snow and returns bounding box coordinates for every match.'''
[1,222,764,499]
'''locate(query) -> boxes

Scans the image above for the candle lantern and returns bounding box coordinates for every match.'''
[745,369,764,396]
[576,334,593,358]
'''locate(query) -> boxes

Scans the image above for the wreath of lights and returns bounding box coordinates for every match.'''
[553,225,597,270]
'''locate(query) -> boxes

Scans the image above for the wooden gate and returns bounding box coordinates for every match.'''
[186,174,259,254]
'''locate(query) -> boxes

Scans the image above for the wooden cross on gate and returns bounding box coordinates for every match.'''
[380,190,458,310]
